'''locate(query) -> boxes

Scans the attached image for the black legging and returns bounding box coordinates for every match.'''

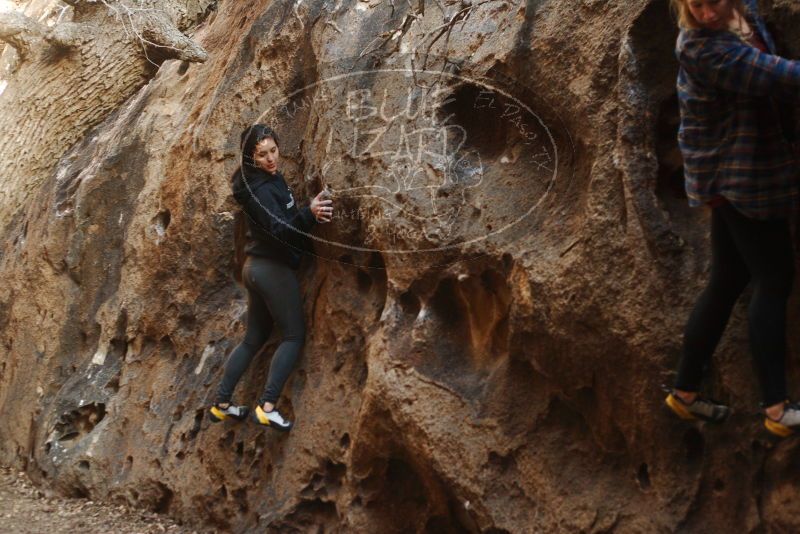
[675,202,795,406]
[216,256,305,406]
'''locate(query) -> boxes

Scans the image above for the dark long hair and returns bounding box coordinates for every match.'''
[238,123,280,176]
[230,124,280,284]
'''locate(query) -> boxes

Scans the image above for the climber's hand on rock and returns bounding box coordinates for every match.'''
[311,190,333,223]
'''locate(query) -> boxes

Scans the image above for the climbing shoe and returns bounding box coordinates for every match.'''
[252,405,293,431]
[208,403,249,423]
[663,386,731,423]
[764,401,800,438]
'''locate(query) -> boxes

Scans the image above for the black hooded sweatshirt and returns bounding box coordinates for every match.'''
[232,165,316,269]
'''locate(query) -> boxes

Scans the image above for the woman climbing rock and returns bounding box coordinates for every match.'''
[664,0,800,437]
[209,124,333,431]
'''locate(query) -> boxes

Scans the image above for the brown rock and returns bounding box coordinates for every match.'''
[1,0,800,533]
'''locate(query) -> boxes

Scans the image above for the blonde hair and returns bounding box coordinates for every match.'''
[669,0,747,29]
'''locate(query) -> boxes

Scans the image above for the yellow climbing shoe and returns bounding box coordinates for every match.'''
[208,403,248,423]
[663,386,730,423]
[252,405,292,431]
[764,401,800,438]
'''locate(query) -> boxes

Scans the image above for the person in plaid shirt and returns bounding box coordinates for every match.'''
[663,0,800,437]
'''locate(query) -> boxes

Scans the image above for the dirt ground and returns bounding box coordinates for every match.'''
[0,465,209,534]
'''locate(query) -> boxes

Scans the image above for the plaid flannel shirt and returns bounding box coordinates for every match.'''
[676,0,800,219]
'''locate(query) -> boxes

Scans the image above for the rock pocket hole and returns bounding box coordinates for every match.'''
[440,83,508,160]
[399,291,421,316]
[152,482,174,514]
[153,210,171,238]
[53,402,106,446]
[325,460,346,488]
[187,409,204,441]
[68,486,89,499]
[430,278,465,328]
[105,373,120,393]
[357,454,476,532]
[637,463,651,490]
[487,451,515,474]
[429,270,511,364]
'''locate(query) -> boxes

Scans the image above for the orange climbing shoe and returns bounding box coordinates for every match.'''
[663,386,731,423]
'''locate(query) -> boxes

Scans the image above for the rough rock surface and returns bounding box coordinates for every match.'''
[1,0,800,532]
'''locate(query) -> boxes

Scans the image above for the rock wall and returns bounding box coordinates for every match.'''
[1,0,800,532]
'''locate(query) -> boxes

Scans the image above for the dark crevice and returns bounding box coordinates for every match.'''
[154,483,174,514]
[683,427,704,464]
[187,409,204,441]
[368,252,388,321]
[637,463,651,490]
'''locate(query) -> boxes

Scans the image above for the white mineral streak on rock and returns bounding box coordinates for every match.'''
[91,342,108,366]
[194,343,215,375]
